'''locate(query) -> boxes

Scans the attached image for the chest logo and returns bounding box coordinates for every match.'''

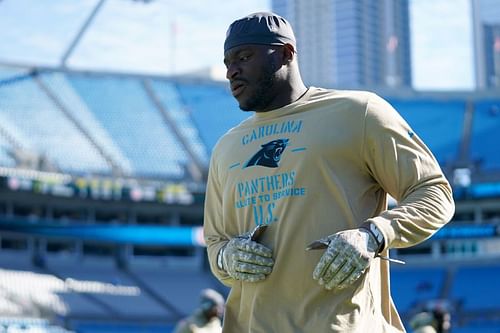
[244,138,289,168]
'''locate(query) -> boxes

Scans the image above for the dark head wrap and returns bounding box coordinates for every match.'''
[224,12,296,53]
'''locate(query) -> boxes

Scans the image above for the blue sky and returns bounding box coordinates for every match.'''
[0,0,474,90]
[410,0,474,90]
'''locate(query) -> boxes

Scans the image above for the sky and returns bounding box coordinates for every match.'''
[0,0,475,91]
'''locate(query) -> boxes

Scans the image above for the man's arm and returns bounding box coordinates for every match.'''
[203,152,274,286]
[361,94,455,251]
[203,152,234,287]
[310,93,454,290]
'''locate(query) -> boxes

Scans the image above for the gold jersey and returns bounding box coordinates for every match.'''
[204,88,454,332]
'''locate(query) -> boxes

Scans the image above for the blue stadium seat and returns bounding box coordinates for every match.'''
[470,100,500,171]
[176,83,249,152]
[453,324,500,333]
[40,72,133,175]
[0,66,30,82]
[68,74,188,178]
[0,71,111,174]
[0,134,16,167]
[127,265,225,316]
[391,267,446,314]
[150,80,209,165]
[47,259,171,318]
[0,317,74,333]
[388,99,465,167]
[451,265,500,312]
[75,322,175,333]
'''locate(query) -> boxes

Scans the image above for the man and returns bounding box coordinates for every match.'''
[409,312,438,333]
[203,12,454,332]
[410,302,451,333]
[173,288,224,333]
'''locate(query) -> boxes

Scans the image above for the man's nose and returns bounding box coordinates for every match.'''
[226,63,240,80]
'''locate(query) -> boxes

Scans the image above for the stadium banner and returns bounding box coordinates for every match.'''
[0,171,204,205]
[0,218,206,247]
[431,224,499,239]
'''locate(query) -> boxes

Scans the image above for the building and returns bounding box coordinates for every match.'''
[472,0,500,89]
[272,0,412,89]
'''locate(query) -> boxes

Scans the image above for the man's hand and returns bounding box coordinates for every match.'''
[309,229,379,290]
[219,226,274,282]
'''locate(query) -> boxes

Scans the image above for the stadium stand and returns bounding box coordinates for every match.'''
[0,318,74,333]
[451,264,500,313]
[390,99,465,167]
[470,99,500,171]
[39,72,133,176]
[0,66,30,82]
[0,71,111,174]
[391,267,447,315]
[0,67,499,332]
[150,80,209,167]
[0,135,15,168]
[453,325,500,333]
[67,74,189,178]
[46,260,170,319]
[176,82,248,152]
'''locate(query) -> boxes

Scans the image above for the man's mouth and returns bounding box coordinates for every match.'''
[231,81,246,97]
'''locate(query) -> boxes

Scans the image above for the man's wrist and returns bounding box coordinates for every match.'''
[217,245,227,271]
[360,222,385,253]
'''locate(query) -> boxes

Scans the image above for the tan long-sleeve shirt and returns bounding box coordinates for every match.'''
[204,88,454,332]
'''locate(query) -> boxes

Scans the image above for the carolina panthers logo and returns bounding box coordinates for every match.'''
[245,139,289,168]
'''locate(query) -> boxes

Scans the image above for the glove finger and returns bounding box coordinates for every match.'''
[236,251,274,267]
[236,261,273,275]
[336,265,367,289]
[328,253,370,289]
[320,253,348,288]
[236,239,273,258]
[313,248,338,281]
[232,271,266,282]
[325,263,356,290]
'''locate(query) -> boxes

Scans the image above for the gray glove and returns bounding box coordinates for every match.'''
[218,225,274,282]
[309,229,379,290]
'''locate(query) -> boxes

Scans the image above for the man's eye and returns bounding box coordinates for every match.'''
[240,55,250,61]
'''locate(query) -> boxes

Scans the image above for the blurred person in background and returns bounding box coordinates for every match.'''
[410,312,438,333]
[430,304,451,333]
[204,12,454,332]
[173,288,224,333]
[409,305,451,333]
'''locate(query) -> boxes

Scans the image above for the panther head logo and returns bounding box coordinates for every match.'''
[245,139,289,168]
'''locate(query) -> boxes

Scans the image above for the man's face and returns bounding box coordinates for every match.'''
[224,44,282,112]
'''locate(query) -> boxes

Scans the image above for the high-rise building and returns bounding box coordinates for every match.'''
[472,0,500,89]
[272,0,412,89]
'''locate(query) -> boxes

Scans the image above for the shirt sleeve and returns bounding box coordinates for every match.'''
[203,149,234,287]
[361,94,455,250]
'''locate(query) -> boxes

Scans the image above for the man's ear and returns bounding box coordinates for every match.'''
[282,44,295,64]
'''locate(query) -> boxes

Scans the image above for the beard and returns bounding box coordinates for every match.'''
[239,63,278,112]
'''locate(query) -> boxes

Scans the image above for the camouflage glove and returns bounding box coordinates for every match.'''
[309,228,380,290]
[218,225,274,282]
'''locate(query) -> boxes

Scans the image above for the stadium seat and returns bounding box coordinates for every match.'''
[389,98,465,167]
[176,82,249,152]
[150,80,209,166]
[391,267,446,314]
[39,72,133,175]
[451,265,500,312]
[67,74,188,178]
[469,100,500,171]
[0,71,111,174]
